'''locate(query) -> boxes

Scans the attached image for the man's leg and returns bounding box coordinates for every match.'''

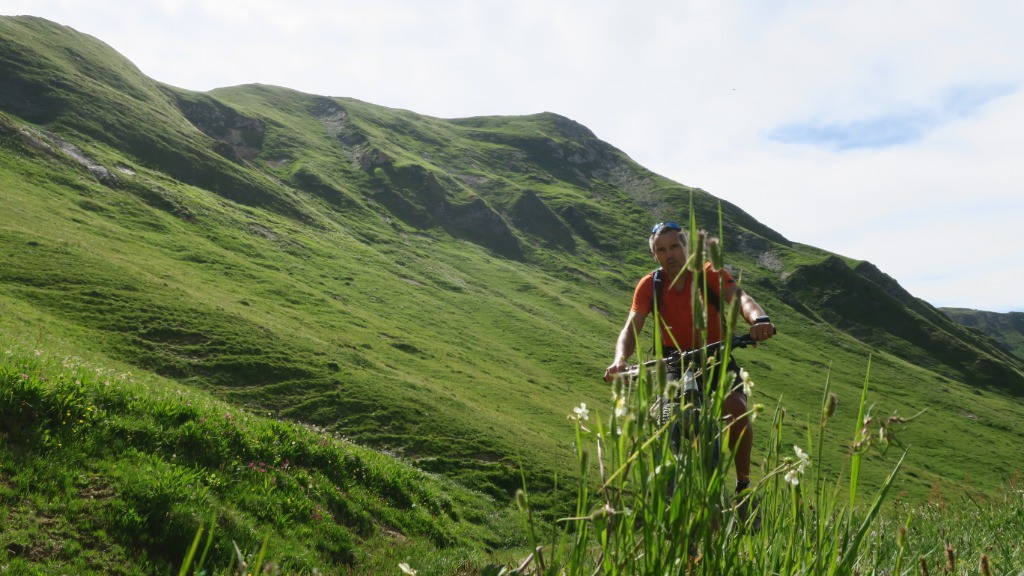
[723,389,752,487]
[724,388,761,529]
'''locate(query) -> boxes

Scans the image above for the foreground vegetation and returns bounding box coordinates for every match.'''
[0,328,523,574]
[4,313,1022,575]
[482,229,1024,576]
[501,359,1024,576]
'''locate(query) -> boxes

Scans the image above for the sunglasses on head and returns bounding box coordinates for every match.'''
[650,221,683,235]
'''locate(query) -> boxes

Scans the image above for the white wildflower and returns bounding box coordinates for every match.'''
[399,562,418,575]
[614,395,627,418]
[740,368,755,396]
[751,403,765,422]
[786,445,810,485]
[572,403,590,421]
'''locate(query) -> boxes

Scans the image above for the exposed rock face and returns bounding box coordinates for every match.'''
[447,198,522,259]
[312,98,370,161]
[0,75,64,123]
[359,148,393,172]
[173,93,266,161]
[9,122,117,184]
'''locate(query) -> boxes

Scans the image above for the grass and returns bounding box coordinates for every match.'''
[497,360,1024,575]
[6,100,1022,503]
[0,326,524,574]
[484,261,1024,575]
[4,316,1022,575]
[2,13,1024,574]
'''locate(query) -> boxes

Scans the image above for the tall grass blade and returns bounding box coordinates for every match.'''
[178,519,206,576]
[849,355,873,513]
[836,448,909,574]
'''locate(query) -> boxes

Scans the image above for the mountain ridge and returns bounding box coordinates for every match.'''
[941,308,1024,361]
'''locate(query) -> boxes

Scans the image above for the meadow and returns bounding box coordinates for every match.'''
[4,299,1022,575]
[2,15,1024,574]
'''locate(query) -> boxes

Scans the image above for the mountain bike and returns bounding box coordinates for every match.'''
[619,334,763,534]
[622,333,758,457]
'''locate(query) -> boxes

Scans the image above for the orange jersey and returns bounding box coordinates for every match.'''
[631,262,737,351]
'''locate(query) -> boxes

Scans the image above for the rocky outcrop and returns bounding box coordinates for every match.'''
[170,92,266,162]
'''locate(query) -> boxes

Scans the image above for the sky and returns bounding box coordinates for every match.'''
[5,0,1022,312]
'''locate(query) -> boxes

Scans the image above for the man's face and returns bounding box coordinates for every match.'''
[651,230,686,274]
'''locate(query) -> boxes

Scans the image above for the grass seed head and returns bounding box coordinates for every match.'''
[515,489,528,513]
[689,230,705,271]
[707,236,723,269]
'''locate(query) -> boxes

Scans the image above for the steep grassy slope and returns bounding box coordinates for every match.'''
[0,323,520,574]
[3,16,1024,571]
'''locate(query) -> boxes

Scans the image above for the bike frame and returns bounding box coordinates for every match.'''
[617,333,759,504]
[620,334,758,379]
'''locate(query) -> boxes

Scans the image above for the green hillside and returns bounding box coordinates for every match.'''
[2,15,1024,573]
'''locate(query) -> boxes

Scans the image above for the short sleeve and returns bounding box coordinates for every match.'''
[705,262,736,297]
[631,273,655,315]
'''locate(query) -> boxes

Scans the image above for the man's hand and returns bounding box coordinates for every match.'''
[749,320,775,342]
[604,360,627,382]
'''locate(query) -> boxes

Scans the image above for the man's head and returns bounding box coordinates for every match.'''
[649,221,687,274]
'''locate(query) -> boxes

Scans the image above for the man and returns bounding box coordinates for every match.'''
[604,221,775,497]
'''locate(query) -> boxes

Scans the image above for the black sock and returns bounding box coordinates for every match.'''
[736,480,750,493]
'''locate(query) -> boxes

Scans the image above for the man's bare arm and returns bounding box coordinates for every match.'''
[605,310,646,381]
[723,284,775,342]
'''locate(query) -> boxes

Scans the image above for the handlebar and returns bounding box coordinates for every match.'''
[620,334,759,379]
